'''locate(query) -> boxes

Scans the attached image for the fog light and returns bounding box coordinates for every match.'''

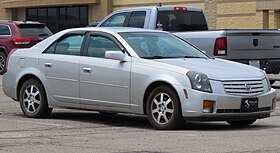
[203,100,215,113]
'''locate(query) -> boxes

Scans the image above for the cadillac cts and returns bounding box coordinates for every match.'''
[3,27,276,129]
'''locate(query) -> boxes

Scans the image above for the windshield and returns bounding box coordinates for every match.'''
[120,32,208,59]
[157,11,208,32]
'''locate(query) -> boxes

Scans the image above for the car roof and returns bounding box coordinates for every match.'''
[0,20,44,25]
[69,27,170,34]
[116,5,202,12]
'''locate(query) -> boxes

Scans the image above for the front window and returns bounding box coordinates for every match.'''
[120,32,208,59]
[101,12,128,27]
[87,35,121,58]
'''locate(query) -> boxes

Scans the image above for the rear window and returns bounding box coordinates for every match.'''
[17,24,52,37]
[157,11,208,32]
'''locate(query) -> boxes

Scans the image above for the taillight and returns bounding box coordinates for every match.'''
[5,49,17,72]
[174,7,187,11]
[13,37,31,45]
[214,37,227,56]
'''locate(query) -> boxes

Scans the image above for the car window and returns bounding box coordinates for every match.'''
[45,35,84,55]
[157,11,208,31]
[17,24,52,37]
[127,11,146,28]
[100,12,128,27]
[0,24,11,35]
[87,35,121,58]
[120,32,207,59]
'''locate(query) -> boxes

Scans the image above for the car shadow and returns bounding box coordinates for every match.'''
[26,110,280,131]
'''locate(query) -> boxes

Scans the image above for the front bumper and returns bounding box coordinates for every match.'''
[176,83,276,121]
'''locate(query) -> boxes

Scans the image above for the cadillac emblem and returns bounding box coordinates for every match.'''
[245,84,252,91]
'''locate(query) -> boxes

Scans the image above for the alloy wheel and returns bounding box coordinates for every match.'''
[23,85,41,113]
[151,92,174,125]
[0,55,5,73]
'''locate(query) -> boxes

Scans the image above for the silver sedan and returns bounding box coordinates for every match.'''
[2,27,276,129]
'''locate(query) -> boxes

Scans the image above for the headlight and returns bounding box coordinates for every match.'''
[261,70,271,91]
[187,71,212,93]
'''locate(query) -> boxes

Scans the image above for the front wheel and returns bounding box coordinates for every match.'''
[227,119,257,126]
[19,79,52,118]
[146,86,185,130]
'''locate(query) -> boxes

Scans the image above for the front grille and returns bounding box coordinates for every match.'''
[216,107,271,113]
[222,80,264,96]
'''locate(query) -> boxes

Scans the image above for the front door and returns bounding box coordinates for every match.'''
[80,33,131,107]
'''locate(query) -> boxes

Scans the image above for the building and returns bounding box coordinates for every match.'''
[0,0,279,33]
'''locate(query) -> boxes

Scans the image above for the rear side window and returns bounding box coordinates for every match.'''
[17,24,52,37]
[157,11,208,32]
[0,24,11,35]
[101,12,128,27]
[45,35,84,56]
[127,11,146,28]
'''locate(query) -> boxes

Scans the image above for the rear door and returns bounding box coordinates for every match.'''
[39,32,85,104]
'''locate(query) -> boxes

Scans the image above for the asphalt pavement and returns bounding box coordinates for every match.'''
[1,76,280,153]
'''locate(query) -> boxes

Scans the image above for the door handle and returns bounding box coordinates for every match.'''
[44,62,53,68]
[82,67,92,73]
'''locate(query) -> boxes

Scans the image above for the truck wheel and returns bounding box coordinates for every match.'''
[146,86,185,130]
[227,119,256,126]
[0,52,6,75]
[19,79,52,118]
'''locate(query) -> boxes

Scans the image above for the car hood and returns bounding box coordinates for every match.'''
[155,58,265,80]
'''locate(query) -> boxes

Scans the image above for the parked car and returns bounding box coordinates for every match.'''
[96,5,280,84]
[3,27,276,129]
[0,20,52,74]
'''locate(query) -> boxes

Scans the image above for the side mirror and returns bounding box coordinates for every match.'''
[105,51,129,62]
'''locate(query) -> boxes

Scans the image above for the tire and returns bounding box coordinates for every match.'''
[0,52,6,75]
[19,79,52,118]
[146,86,185,130]
[227,119,257,126]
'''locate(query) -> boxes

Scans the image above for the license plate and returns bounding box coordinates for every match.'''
[249,60,260,68]
[241,98,258,112]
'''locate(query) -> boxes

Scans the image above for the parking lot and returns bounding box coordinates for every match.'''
[0,75,280,153]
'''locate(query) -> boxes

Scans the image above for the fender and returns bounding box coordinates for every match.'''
[15,67,46,99]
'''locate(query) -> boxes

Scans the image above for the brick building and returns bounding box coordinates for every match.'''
[0,0,279,33]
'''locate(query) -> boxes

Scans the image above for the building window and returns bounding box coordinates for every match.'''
[26,6,88,33]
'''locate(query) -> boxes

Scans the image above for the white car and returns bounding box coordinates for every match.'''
[3,27,276,129]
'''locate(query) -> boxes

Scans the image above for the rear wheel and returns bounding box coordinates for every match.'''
[227,119,257,126]
[146,86,185,130]
[0,52,6,75]
[19,79,52,118]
